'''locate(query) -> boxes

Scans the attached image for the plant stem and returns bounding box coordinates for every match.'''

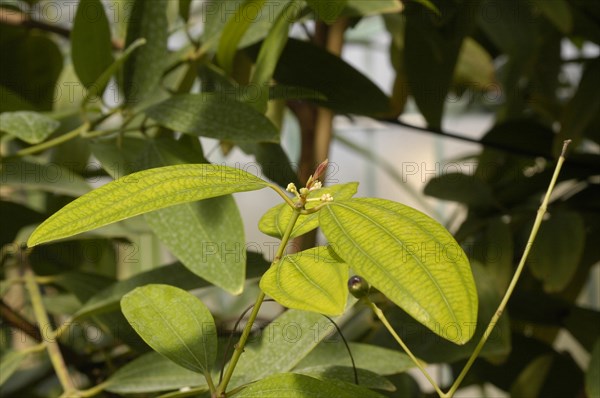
[24,266,76,394]
[15,122,90,157]
[367,299,446,398]
[444,140,572,398]
[215,210,302,397]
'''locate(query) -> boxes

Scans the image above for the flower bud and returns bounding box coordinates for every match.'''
[348,275,370,299]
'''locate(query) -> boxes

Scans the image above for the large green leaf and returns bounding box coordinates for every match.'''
[0,111,59,144]
[424,173,498,209]
[234,373,380,398]
[105,351,207,394]
[306,0,347,24]
[295,342,414,376]
[71,0,114,88]
[528,211,585,292]
[404,0,481,128]
[123,0,168,104]
[27,164,268,247]
[296,366,395,392]
[216,0,266,75]
[587,339,600,398]
[121,284,217,374]
[260,247,349,315]
[246,39,390,115]
[238,142,300,188]
[1,159,91,197]
[82,38,146,104]
[248,1,298,112]
[319,198,478,344]
[230,309,350,387]
[259,182,359,238]
[534,0,572,33]
[145,94,279,142]
[555,58,600,155]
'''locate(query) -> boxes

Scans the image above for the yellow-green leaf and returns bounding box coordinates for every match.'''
[27,164,268,247]
[319,198,478,344]
[260,247,349,316]
[121,284,217,374]
[259,182,358,239]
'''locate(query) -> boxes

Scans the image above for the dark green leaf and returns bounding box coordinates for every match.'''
[72,0,114,88]
[0,111,59,144]
[556,58,600,155]
[528,211,585,292]
[105,351,207,394]
[295,342,414,376]
[404,0,481,128]
[0,351,28,386]
[587,339,600,398]
[297,366,395,392]
[1,159,91,197]
[306,0,347,24]
[424,173,498,209]
[123,0,168,104]
[246,39,390,115]
[0,201,43,247]
[179,0,193,21]
[234,373,378,398]
[217,0,266,75]
[510,355,553,397]
[145,94,279,142]
[534,0,573,33]
[238,142,300,188]
[121,284,217,374]
[0,33,63,110]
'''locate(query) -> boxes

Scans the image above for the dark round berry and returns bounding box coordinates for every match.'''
[348,275,370,299]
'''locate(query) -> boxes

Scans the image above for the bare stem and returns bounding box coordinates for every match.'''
[444,140,572,398]
[215,210,302,396]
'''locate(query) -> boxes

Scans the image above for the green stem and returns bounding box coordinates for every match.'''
[24,266,76,394]
[15,122,90,157]
[367,299,446,398]
[444,140,571,398]
[215,210,302,397]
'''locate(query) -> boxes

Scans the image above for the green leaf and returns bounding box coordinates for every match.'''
[0,351,27,386]
[528,211,585,293]
[0,33,63,110]
[234,373,374,398]
[248,1,299,112]
[454,38,495,88]
[555,58,600,155]
[259,182,359,239]
[404,0,481,128]
[534,0,573,33]
[0,111,59,144]
[123,0,168,104]
[238,142,300,188]
[319,198,478,344]
[179,0,193,21]
[54,271,115,303]
[295,342,414,376]
[145,94,279,142]
[260,246,349,315]
[587,339,600,398]
[230,309,350,387]
[27,164,268,247]
[510,355,553,398]
[71,0,114,88]
[82,38,146,104]
[424,173,497,209]
[246,38,390,115]
[74,263,206,318]
[1,159,91,197]
[306,0,347,24]
[105,351,207,394]
[296,366,395,392]
[217,0,266,75]
[344,0,403,17]
[121,284,217,374]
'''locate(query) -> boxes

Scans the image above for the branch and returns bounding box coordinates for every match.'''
[0,7,124,50]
